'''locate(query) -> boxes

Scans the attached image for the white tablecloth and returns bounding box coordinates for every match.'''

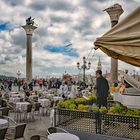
[29,95,38,99]
[48,133,79,140]
[9,97,21,103]
[46,94,54,98]
[9,92,17,94]
[0,119,8,128]
[10,94,20,98]
[38,99,50,107]
[113,92,140,109]
[16,102,30,111]
[53,97,63,102]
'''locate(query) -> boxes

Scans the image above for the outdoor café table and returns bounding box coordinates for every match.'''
[38,99,50,107]
[0,119,8,128]
[48,133,80,140]
[53,96,63,102]
[16,102,30,111]
[10,94,20,98]
[9,97,20,103]
[9,92,17,94]
[45,94,54,98]
[29,95,38,99]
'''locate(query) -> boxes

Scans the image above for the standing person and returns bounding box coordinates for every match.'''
[8,79,12,91]
[69,81,77,98]
[55,79,61,89]
[17,79,22,91]
[59,81,68,98]
[38,79,43,89]
[28,81,34,91]
[23,81,28,91]
[95,70,109,109]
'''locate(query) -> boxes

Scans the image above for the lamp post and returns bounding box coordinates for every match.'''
[77,57,91,83]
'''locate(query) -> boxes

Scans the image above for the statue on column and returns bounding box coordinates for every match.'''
[26,16,35,25]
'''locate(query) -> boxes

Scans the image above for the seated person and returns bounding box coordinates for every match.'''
[24,90,30,97]
[0,93,7,107]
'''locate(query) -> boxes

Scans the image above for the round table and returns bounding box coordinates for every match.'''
[16,102,30,111]
[45,94,54,98]
[29,95,38,99]
[48,133,79,140]
[0,119,8,128]
[9,97,21,103]
[11,94,20,98]
[38,99,50,107]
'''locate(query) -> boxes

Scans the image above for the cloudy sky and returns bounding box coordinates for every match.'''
[0,0,140,78]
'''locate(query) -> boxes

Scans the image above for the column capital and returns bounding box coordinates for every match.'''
[22,24,37,35]
[104,3,124,22]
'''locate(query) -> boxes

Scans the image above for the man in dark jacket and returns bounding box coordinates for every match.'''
[95,70,109,109]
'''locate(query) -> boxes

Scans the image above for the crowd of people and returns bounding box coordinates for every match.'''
[1,70,125,109]
[0,77,94,99]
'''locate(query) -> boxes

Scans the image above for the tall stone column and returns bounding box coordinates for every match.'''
[104,4,123,84]
[22,22,37,82]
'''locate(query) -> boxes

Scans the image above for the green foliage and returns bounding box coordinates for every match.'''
[57,101,65,108]
[92,106,99,112]
[75,98,86,105]
[109,105,127,115]
[86,95,96,105]
[126,108,140,116]
[63,100,71,109]
[69,98,76,104]
[100,106,107,113]
[78,104,89,112]
[69,104,77,110]
[57,96,140,117]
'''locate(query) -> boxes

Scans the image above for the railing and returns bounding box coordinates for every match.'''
[54,108,140,140]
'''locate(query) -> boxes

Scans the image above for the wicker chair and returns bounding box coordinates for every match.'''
[24,104,33,121]
[47,127,68,135]
[30,134,48,140]
[0,128,8,140]
[6,123,26,140]
[33,102,41,120]
[46,100,54,115]
[2,107,10,116]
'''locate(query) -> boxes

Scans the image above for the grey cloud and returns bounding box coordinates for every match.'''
[29,0,47,11]
[12,33,26,49]
[47,0,76,12]
[3,0,23,6]
[73,16,94,38]
[29,0,76,12]
[5,55,12,61]
[36,27,48,37]
[81,0,103,14]
[50,16,72,23]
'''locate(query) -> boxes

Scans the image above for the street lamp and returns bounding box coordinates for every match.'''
[77,57,91,83]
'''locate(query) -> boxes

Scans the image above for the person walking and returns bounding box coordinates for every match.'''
[95,70,109,109]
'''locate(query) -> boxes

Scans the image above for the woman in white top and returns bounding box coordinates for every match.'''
[69,81,77,98]
[59,81,68,98]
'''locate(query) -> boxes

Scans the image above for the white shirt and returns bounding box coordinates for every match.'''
[69,85,77,98]
[59,84,68,97]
